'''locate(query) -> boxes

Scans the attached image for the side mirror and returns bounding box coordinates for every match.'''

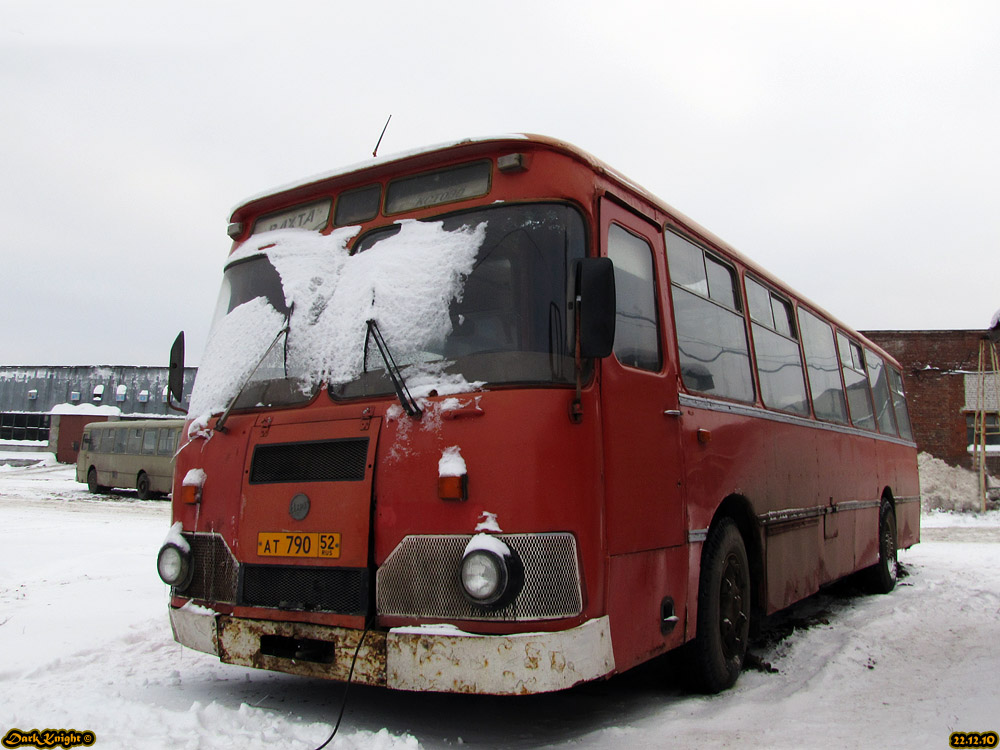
[168,332,188,414]
[577,258,616,358]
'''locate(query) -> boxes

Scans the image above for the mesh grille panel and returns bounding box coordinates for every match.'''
[179,533,238,604]
[376,533,582,621]
[240,565,368,614]
[250,438,369,483]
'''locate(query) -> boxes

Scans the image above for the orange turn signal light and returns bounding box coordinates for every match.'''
[180,484,201,504]
[438,474,468,502]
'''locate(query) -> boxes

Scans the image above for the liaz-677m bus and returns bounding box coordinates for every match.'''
[78,419,184,499]
[157,135,919,695]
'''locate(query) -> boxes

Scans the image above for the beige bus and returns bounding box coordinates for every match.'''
[77,419,184,499]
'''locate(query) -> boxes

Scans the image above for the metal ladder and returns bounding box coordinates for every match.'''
[971,335,1000,511]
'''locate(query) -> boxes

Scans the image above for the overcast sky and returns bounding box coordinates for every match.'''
[3,0,998,366]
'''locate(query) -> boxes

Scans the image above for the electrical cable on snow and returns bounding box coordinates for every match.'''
[313,617,373,750]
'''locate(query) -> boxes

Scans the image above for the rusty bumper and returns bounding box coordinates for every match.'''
[168,604,615,695]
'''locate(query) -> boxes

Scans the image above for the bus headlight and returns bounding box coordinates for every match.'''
[157,543,192,588]
[459,535,522,609]
[461,549,508,604]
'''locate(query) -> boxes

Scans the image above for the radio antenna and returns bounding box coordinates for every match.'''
[372,115,392,157]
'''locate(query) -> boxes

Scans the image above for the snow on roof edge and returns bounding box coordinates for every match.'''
[230,134,531,219]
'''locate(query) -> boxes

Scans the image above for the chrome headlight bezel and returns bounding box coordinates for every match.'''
[459,535,524,610]
[460,548,509,606]
[157,542,193,590]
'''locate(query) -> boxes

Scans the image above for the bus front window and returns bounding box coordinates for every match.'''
[329,203,586,400]
[188,203,586,424]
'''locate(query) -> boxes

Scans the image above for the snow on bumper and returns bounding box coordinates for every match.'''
[168,605,615,695]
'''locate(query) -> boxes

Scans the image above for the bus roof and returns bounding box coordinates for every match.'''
[83,418,185,431]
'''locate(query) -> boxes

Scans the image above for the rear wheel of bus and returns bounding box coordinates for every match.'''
[136,471,152,500]
[692,518,751,693]
[863,499,898,594]
[87,467,105,494]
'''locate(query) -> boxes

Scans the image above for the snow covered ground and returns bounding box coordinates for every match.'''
[1,453,998,749]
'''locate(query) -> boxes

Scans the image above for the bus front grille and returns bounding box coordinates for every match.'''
[376,533,582,621]
[179,533,238,604]
[239,565,369,614]
[249,438,369,484]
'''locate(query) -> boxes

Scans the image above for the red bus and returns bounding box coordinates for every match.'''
[158,135,919,695]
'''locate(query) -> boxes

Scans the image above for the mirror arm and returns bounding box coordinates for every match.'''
[569,293,584,424]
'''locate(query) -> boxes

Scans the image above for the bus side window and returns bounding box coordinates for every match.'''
[665,230,755,402]
[798,308,848,424]
[607,224,661,371]
[837,333,876,430]
[158,429,177,455]
[142,429,158,455]
[888,367,913,440]
[114,428,128,454]
[865,350,898,436]
[746,277,808,415]
[127,428,143,455]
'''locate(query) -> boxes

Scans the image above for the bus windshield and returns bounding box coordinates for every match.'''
[188,203,585,424]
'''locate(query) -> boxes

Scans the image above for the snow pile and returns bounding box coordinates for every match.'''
[162,521,190,553]
[49,403,123,416]
[463,532,511,558]
[918,451,994,512]
[437,446,466,478]
[475,511,502,533]
[182,468,207,488]
[397,364,484,400]
[3,459,1000,747]
[0,450,57,469]
[188,222,486,428]
[188,296,287,427]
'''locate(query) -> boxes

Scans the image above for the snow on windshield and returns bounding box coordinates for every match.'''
[188,220,486,430]
[188,296,286,428]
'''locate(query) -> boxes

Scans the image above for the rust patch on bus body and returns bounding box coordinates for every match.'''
[217,616,387,686]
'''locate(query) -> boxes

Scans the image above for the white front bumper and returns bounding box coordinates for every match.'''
[168,605,615,695]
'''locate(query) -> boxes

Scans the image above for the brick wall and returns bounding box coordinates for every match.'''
[865,329,996,472]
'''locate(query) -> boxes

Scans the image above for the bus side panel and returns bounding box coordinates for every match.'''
[680,404,767,624]
[877,439,921,549]
[681,406,767,535]
[816,430,873,585]
[765,522,821,614]
[763,421,827,611]
[148,469,174,495]
[606,546,687,672]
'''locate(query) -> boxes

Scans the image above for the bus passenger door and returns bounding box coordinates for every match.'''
[598,198,687,666]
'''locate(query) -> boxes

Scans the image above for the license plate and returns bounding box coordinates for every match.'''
[257,532,341,558]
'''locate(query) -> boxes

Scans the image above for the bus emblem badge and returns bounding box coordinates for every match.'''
[289,493,310,521]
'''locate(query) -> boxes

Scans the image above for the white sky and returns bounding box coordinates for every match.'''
[2,0,998,366]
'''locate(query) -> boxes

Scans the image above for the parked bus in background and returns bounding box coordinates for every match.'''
[78,419,183,500]
[157,135,919,695]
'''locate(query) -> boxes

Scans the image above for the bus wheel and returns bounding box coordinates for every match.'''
[692,518,750,693]
[136,472,151,501]
[87,467,105,494]
[864,500,897,594]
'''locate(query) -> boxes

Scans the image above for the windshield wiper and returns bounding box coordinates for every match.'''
[214,318,291,433]
[365,319,422,419]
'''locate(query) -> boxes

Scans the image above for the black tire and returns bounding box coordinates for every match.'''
[691,518,751,693]
[863,500,898,594]
[136,472,151,501]
[87,467,103,494]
